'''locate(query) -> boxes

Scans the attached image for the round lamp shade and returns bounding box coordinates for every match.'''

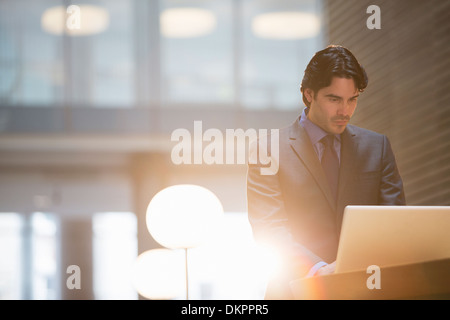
[146,184,224,249]
[131,248,185,300]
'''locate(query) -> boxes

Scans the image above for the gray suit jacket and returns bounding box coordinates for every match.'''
[246,116,406,299]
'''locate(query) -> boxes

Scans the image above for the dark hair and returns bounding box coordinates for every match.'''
[300,45,368,107]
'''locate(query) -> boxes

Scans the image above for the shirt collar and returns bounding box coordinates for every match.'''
[299,108,341,145]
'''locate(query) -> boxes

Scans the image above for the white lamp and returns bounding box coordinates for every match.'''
[146,184,224,299]
[131,248,185,300]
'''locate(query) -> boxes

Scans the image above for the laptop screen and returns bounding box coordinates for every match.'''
[335,205,450,273]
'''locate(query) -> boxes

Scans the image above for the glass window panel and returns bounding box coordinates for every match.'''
[0,0,62,106]
[31,212,58,300]
[90,0,135,107]
[93,211,138,300]
[241,0,324,110]
[160,0,234,105]
[0,213,23,299]
[0,0,135,108]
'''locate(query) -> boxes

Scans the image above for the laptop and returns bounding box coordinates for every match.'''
[334,205,450,273]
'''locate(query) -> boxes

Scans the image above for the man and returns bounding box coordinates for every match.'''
[246,45,406,299]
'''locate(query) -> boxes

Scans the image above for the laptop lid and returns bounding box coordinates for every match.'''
[335,205,450,273]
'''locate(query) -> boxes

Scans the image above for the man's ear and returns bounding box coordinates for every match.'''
[304,88,314,104]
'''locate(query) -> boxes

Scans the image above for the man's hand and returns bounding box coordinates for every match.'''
[315,261,336,276]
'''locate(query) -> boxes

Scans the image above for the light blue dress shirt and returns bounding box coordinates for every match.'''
[299,108,341,164]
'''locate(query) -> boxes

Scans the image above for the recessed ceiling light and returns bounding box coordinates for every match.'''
[160,8,217,38]
[252,11,320,40]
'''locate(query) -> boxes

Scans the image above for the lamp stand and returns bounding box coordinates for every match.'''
[185,248,189,300]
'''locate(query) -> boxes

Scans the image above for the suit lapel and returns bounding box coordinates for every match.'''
[289,119,337,211]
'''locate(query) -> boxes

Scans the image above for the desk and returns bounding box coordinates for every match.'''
[290,258,450,299]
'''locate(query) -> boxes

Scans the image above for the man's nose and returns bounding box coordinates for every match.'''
[337,101,352,116]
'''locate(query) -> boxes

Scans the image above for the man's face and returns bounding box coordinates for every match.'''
[305,77,359,135]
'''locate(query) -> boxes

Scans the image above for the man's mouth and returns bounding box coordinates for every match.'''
[333,120,348,126]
